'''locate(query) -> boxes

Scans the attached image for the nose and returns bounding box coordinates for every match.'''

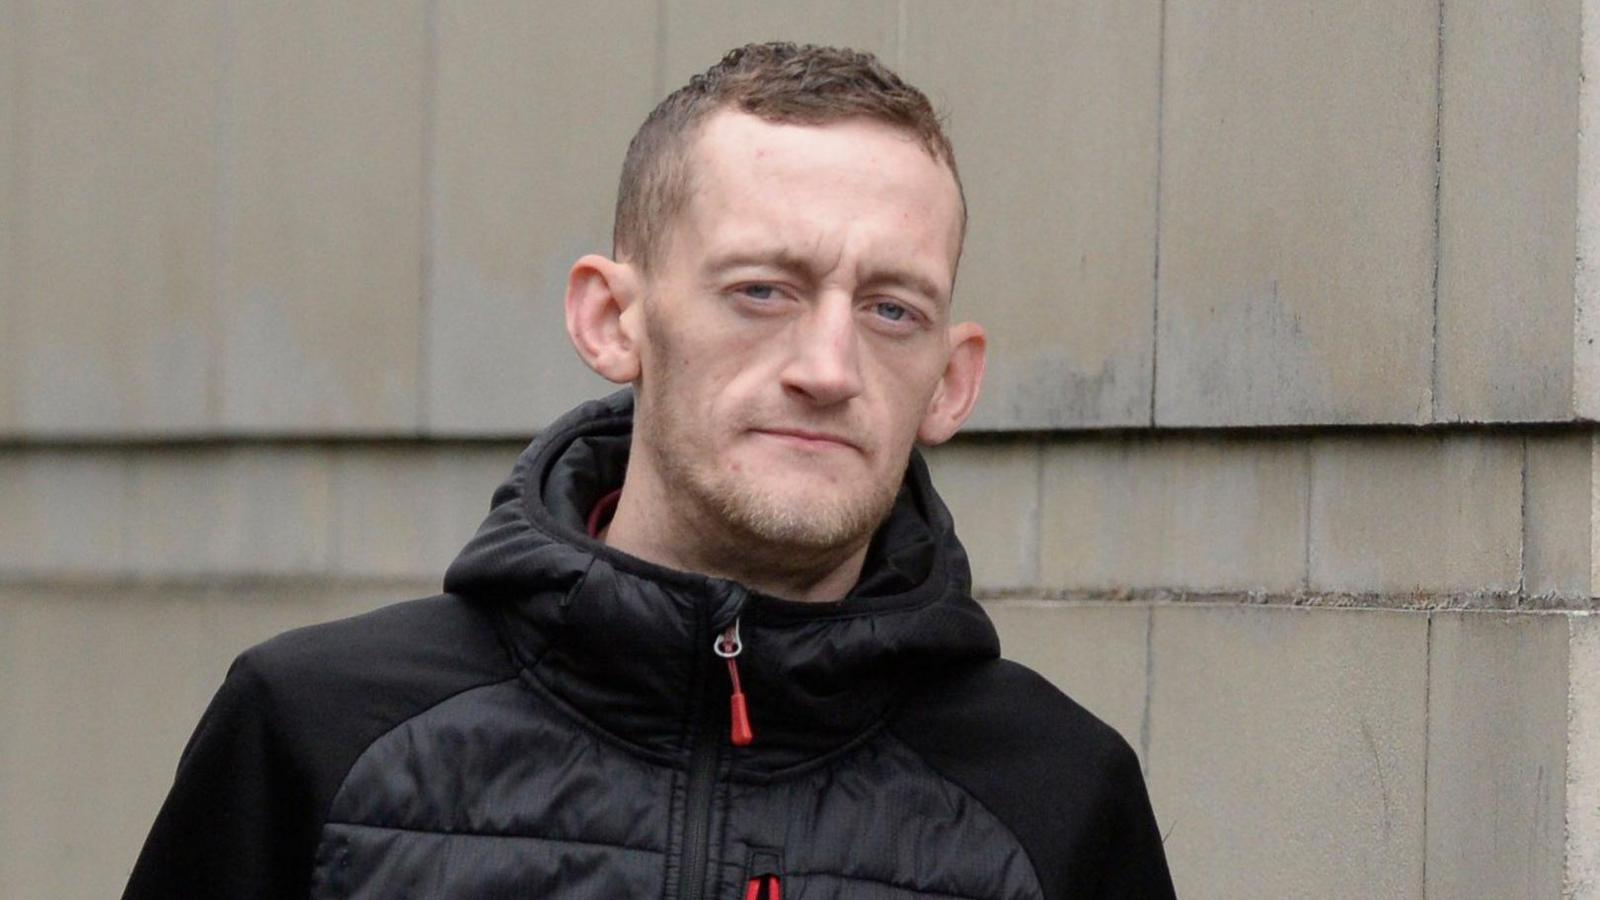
[779,295,864,406]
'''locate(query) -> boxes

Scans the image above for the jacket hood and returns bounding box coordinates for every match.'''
[444,389,1000,771]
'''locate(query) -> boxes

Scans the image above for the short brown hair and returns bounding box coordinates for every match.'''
[612,42,963,272]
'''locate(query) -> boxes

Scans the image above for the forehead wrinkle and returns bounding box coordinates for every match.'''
[700,218,850,277]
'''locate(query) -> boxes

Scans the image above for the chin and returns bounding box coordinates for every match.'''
[714,479,887,553]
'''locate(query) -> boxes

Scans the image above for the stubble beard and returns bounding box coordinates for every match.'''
[636,312,902,579]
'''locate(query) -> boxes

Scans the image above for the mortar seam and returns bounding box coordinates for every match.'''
[1429,0,1446,422]
[1028,441,1044,585]
[1521,435,1531,605]
[1147,0,1169,427]
[1303,439,1315,592]
[416,0,439,435]
[1421,611,1433,897]
[1139,605,1155,777]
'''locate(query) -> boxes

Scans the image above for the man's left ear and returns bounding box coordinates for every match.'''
[917,321,987,445]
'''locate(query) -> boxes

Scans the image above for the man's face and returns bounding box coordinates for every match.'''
[628,110,967,556]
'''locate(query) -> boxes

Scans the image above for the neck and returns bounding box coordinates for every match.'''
[600,467,869,604]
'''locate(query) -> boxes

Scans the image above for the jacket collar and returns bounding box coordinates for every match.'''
[444,390,999,772]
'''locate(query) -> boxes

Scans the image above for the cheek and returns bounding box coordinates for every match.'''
[660,335,771,432]
[868,344,946,410]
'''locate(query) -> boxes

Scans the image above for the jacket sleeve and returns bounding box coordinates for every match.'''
[1091,739,1176,899]
[889,659,1178,899]
[122,651,319,900]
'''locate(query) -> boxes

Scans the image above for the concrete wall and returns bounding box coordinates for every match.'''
[3,1,1599,898]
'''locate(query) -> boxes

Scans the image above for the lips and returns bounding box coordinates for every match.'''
[752,428,860,451]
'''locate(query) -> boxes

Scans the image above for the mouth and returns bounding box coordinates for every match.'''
[751,428,860,452]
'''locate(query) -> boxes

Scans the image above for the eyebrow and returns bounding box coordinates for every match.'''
[856,266,948,306]
[704,248,816,281]
[705,249,948,305]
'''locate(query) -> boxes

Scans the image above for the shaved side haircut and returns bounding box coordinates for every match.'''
[612,41,965,273]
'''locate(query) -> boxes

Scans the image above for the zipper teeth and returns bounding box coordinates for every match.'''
[678,730,717,900]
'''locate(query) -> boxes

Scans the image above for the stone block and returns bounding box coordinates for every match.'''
[424,1,651,434]
[0,449,128,577]
[1146,605,1429,898]
[1525,433,1598,599]
[331,443,519,579]
[1038,435,1308,593]
[125,447,333,577]
[921,440,1040,591]
[218,1,426,432]
[12,2,221,435]
[1424,612,1567,898]
[0,584,409,900]
[1578,0,1600,422]
[901,1,1162,429]
[1309,434,1523,594]
[984,600,1149,761]
[659,1,899,91]
[1436,0,1581,422]
[1155,0,1438,426]
[0,587,213,899]
[1568,613,1600,894]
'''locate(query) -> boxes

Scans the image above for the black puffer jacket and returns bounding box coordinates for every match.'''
[124,391,1175,899]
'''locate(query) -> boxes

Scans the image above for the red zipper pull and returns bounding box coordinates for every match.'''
[744,875,780,900]
[715,619,755,747]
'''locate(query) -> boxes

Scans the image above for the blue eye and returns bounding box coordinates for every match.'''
[740,284,776,300]
[873,301,909,322]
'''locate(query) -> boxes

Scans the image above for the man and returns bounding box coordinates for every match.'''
[125,43,1175,899]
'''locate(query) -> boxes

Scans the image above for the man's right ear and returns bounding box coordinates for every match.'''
[565,254,642,383]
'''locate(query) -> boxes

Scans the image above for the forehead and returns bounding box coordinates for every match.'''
[673,111,965,285]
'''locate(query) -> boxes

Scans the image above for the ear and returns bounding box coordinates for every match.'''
[565,254,643,383]
[917,321,987,445]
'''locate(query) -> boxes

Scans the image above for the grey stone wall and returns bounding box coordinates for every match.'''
[3,1,1599,898]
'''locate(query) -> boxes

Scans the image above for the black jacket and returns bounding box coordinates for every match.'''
[124,391,1175,899]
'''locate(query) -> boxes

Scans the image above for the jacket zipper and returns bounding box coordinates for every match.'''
[678,722,719,900]
[681,604,749,899]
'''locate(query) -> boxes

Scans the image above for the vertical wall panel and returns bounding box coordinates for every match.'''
[1575,0,1600,421]
[1524,433,1597,598]
[124,447,334,578]
[0,590,214,900]
[903,0,1162,429]
[1436,0,1581,422]
[1147,606,1429,897]
[0,450,128,577]
[1424,613,1568,898]
[425,2,655,434]
[0,585,407,900]
[986,602,1150,758]
[922,441,1041,591]
[15,2,222,435]
[1156,1,1439,426]
[1039,435,1309,593]
[219,1,426,433]
[330,444,515,578]
[1568,614,1600,891]
[1309,434,1523,594]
